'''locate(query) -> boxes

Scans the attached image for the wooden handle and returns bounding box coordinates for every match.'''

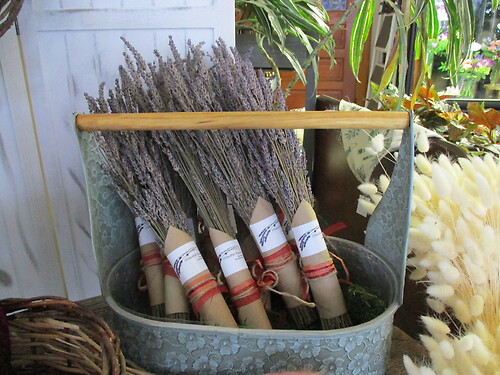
[75,111,409,131]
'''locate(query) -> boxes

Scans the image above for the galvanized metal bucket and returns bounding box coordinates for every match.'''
[76,112,414,374]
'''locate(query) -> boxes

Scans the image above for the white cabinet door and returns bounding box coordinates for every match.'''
[0,28,66,299]
[5,0,234,300]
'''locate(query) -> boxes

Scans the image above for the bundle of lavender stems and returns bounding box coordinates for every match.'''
[244,129,352,329]
[86,125,188,320]
[85,36,351,330]
[86,100,237,327]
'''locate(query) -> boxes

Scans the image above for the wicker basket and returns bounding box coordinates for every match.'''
[0,296,153,375]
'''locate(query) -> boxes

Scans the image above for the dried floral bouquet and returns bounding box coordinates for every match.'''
[85,37,351,330]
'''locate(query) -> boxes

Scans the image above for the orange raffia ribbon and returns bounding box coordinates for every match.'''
[302,259,335,280]
[229,279,261,308]
[262,243,295,271]
[329,251,352,285]
[141,248,162,268]
[253,250,311,303]
[252,259,277,287]
[185,273,220,314]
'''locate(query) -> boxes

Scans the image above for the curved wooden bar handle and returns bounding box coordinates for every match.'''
[75,111,409,131]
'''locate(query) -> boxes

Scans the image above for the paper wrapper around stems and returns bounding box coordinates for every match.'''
[164,226,238,328]
[163,259,190,320]
[135,217,165,317]
[209,228,272,329]
[291,200,351,329]
[249,197,315,328]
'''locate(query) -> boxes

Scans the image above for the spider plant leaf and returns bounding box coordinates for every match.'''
[414,31,422,61]
[275,42,307,84]
[250,1,287,44]
[349,0,375,81]
[303,1,330,25]
[457,0,474,59]
[383,0,407,106]
[443,0,464,83]
[278,0,329,36]
[299,2,331,35]
[378,48,400,94]
[409,0,428,23]
[323,37,336,68]
[292,26,315,55]
[425,2,439,40]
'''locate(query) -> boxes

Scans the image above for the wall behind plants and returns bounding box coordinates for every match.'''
[0,0,234,301]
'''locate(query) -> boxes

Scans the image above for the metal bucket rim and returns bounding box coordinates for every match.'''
[103,236,400,338]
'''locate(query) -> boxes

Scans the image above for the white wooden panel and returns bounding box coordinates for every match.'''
[16,0,235,300]
[32,0,215,10]
[0,28,66,299]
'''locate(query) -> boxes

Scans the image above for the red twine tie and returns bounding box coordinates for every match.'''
[302,259,335,280]
[229,279,261,308]
[141,248,162,268]
[185,273,220,314]
[262,243,295,271]
[162,260,177,278]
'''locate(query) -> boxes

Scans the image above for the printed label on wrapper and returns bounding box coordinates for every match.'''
[250,214,287,253]
[214,240,247,277]
[166,241,207,284]
[292,219,326,257]
[134,217,157,246]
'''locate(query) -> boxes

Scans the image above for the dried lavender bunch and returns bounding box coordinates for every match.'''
[154,130,235,236]
[192,39,313,225]
[187,129,267,225]
[242,128,314,226]
[85,90,190,241]
[181,39,283,224]
[110,36,272,228]
[110,37,239,236]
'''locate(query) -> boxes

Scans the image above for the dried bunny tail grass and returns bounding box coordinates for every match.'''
[359,153,500,374]
[358,182,378,196]
[416,130,430,153]
[415,154,433,176]
[365,133,385,156]
[378,173,391,193]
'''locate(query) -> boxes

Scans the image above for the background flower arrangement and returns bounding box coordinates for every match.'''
[429,32,500,97]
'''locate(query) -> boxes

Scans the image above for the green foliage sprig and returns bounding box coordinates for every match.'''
[235,0,335,86]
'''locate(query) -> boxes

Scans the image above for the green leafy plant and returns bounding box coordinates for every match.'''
[235,0,336,86]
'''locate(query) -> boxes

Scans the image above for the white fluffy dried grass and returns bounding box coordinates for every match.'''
[359,152,500,374]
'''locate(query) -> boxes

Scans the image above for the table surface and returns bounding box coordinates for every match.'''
[79,296,426,375]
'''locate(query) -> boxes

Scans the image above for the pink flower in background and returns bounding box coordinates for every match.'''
[474,58,495,68]
[462,59,473,70]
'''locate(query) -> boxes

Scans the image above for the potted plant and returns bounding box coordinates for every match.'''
[235,0,336,87]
